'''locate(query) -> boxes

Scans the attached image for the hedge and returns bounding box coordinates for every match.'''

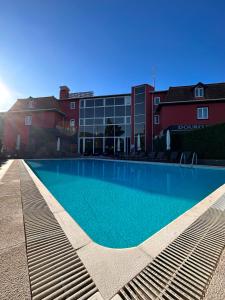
[154,123,225,159]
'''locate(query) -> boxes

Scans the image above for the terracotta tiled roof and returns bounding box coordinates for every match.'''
[165,82,225,102]
[9,96,64,114]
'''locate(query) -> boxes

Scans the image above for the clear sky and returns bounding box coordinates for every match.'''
[0,0,225,111]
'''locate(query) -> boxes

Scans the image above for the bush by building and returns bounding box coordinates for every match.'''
[154,123,225,159]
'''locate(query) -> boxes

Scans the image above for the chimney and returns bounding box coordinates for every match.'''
[59,86,70,99]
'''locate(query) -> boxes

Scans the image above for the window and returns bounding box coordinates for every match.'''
[125,96,131,105]
[85,100,94,107]
[154,97,160,105]
[25,116,32,126]
[197,107,208,119]
[70,119,75,127]
[79,119,84,126]
[115,97,124,106]
[28,101,34,108]
[154,115,160,124]
[126,116,131,124]
[80,100,85,108]
[95,99,104,106]
[195,87,204,97]
[70,102,76,109]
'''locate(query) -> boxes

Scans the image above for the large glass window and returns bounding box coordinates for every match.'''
[135,103,145,115]
[85,139,93,154]
[80,126,85,137]
[80,109,85,118]
[115,117,125,124]
[115,97,124,106]
[105,117,114,125]
[85,108,94,118]
[105,138,114,154]
[105,125,114,137]
[115,106,125,116]
[94,138,103,154]
[135,115,145,123]
[95,99,104,106]
[80,100,85,108]
[105,98,115,106]
[135,123,145,136]
[125,96,131,105]
[95,125,105,137]
[126,125,131,136]
[135,93,145,104]
[105,106,114,117]
[95,107,104,117]
[115,125,125,137]
[85,99,94,107]
[95,118,104,125]
[85,126,94,137]
[79,94,131,154]
[126,106,131,115]
[135,86,145,94]
[85,118,94,125]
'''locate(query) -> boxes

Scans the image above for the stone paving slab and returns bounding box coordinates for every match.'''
[205,248,225,300]
[0,160,31,299]
[0,244,31,300]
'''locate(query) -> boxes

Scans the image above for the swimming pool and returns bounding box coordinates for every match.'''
[27,159,225,248]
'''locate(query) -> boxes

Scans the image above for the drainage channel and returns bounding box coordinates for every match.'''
[118,203,225,300]
[19,162,98,300]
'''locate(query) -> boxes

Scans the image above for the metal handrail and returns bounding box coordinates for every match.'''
[180,152,186,165]
[191,152,198,165]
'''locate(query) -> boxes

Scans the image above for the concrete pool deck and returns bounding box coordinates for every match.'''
[1,159,225,299]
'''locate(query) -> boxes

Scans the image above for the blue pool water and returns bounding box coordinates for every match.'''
[27,159,225,248]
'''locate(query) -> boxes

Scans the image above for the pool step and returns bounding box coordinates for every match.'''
[118,207,225,300]
[19,162,98,300]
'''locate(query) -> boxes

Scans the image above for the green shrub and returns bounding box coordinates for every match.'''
[172,123,225,159]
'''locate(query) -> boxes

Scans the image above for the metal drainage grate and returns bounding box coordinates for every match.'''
[19,162,98,300]
[119,207,225,300]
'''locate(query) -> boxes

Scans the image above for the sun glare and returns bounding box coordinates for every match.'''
[0,80,11,99]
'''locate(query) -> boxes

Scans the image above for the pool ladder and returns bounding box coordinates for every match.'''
[180,152,198,165]
[180,152,186,165]
[191,152,198,165]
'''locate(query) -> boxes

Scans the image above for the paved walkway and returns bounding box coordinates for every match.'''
[0,160,31,299]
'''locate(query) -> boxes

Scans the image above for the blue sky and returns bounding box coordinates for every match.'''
[0,0,225,111]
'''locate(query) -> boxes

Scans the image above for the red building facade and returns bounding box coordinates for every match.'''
[3,81,225,156]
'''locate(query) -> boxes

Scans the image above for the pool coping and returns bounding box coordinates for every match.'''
[22,158,225,299]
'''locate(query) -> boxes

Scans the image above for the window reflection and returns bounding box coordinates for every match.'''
[105,98,114,106]
[95,99,104,106]
[85,126,94,137]
[105,125,114,137]
[85,118,94,125]
[115,97,124,106]
[105,106,114,117]
[115,125,125,137]
[79,95,132,154]
[95,125,105,137]
[85,100,94,107]
[85,108,94,118]
[135,103,145,115]
[115,106,125,116]
[95,107,104,117]
[135,123,145,136]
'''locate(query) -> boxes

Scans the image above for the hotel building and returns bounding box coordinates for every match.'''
[3,81,225,156]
